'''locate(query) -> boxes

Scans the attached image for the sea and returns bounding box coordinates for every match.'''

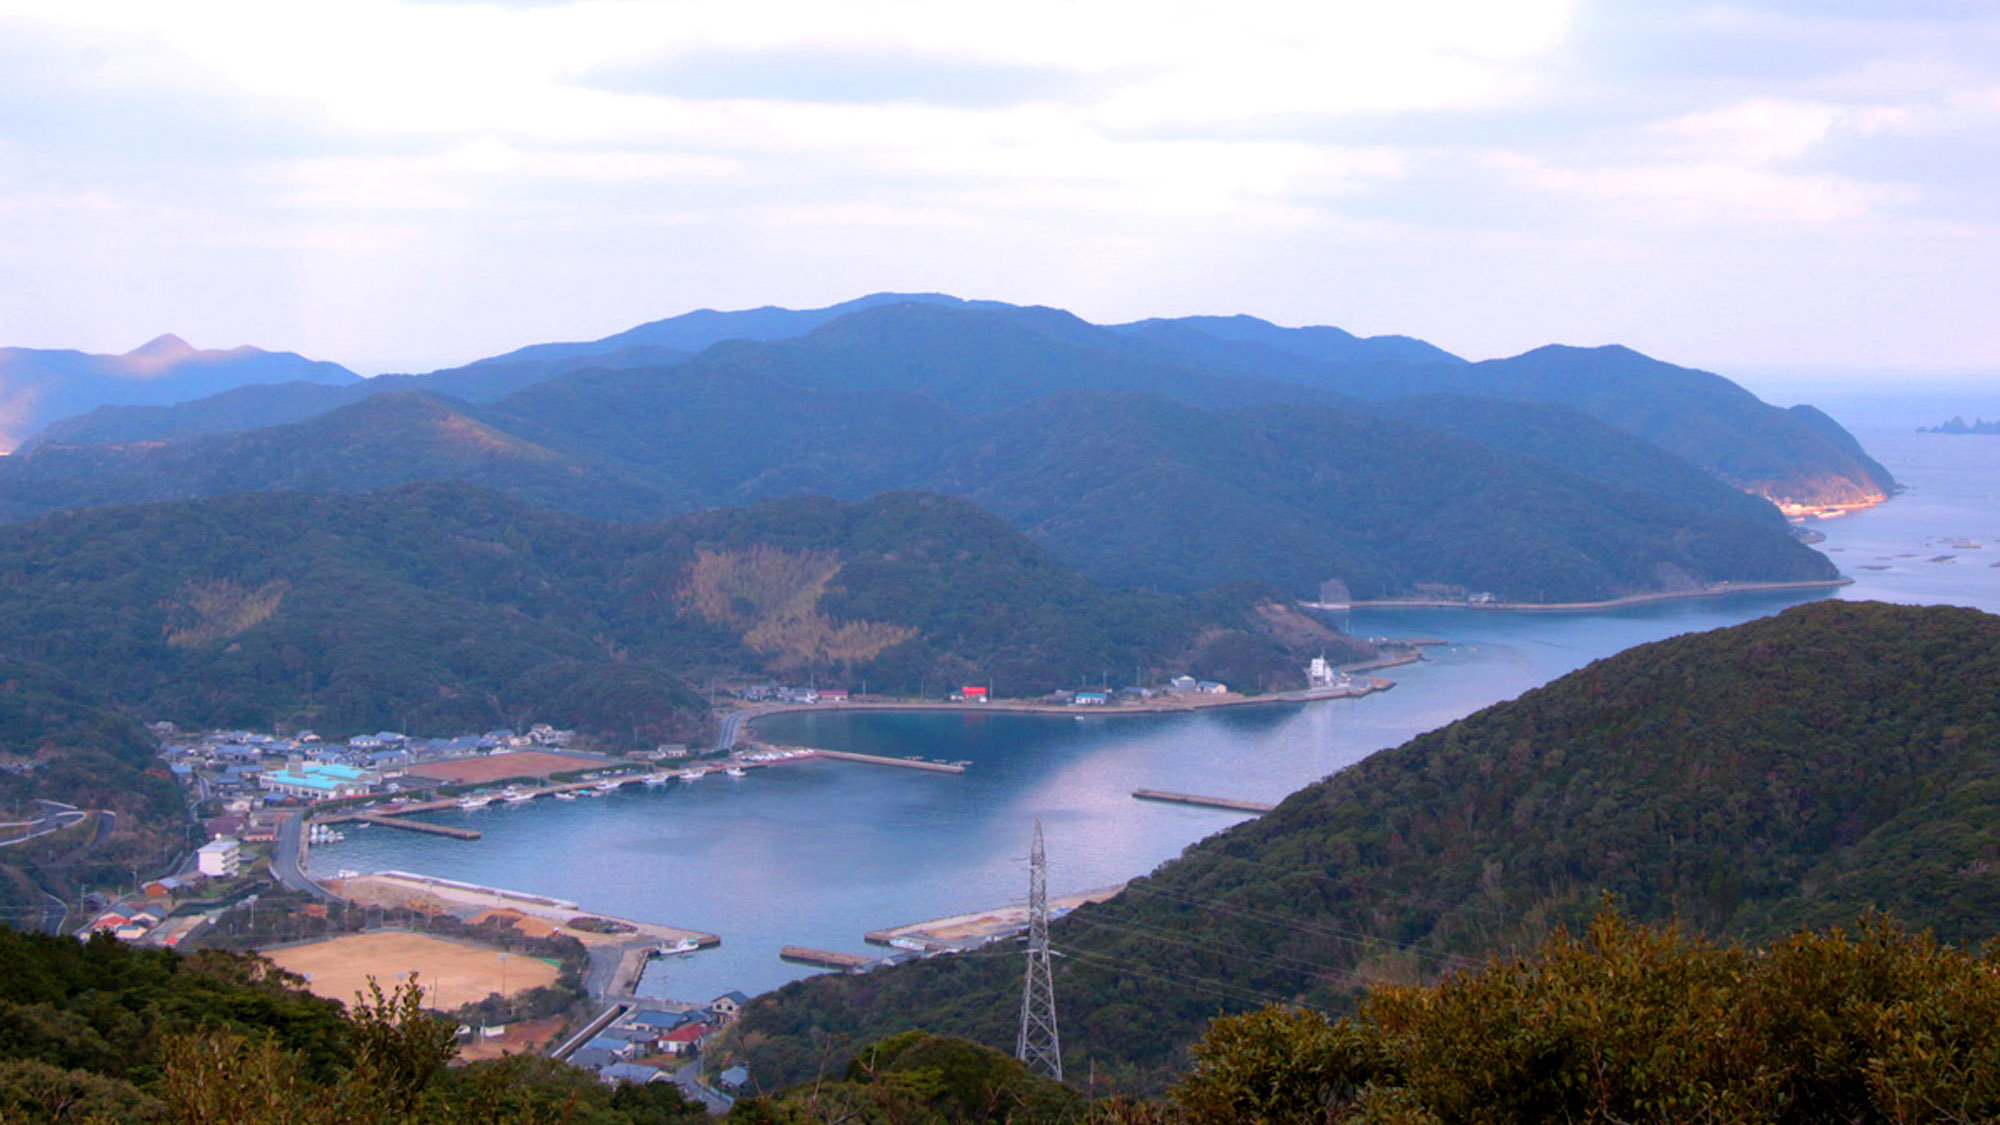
[308,397,2000,1004]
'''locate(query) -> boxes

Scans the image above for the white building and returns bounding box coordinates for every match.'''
[197,837,241,878]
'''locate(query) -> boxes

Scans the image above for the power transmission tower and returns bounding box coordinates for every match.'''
[1016,818,1062,1080]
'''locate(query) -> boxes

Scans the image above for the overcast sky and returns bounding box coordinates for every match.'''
[1,1,1995,382]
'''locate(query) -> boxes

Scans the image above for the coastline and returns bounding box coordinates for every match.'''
[1334,576,1854,614]
[722,668,1404,748]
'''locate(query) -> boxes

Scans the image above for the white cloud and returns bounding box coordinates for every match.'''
[1660,98,1905,164]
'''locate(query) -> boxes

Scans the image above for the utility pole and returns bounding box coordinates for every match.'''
[1016,818,1062,1081]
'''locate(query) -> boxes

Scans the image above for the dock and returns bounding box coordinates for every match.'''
[780,945,879,970]
[805,749,967,773]
[1132,789,1277,814]
[345,814,481,839]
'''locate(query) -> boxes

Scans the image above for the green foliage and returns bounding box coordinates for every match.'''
[728,1030,1082,1124]
[1170,912,2000,1124]
[731,602,2000,1092]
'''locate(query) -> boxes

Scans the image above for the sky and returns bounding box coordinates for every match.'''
[0,1,1996,381]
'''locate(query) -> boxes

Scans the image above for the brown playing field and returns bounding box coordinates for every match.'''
[264,931,559,1010]
[404,751,604,785]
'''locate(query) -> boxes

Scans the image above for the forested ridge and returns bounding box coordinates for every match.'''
[0,483,1350,743]
[1,300,1866,604]
[727,600,2000,1093]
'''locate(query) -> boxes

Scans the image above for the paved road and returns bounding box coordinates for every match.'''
[271,813,340,902]
[717,709,749,751]
[38,891,67,936]
[672,1058,733,1114]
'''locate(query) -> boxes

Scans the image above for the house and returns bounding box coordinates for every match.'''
[958,685,989,703]
[599,1062,666,1086]
[568,1047,619,1071]
[625,1009,692,1033]
[657,1023,707,1055]
[709,991,750,1021]
[143,874,196,897]
[1167,675,1198,694]
[583,1033,638,1060]
[1195,680,1227,695]
[197,837,242,877]
[716,1065,751,1094]
[818,689,849,704]
[1072,690,1108,706]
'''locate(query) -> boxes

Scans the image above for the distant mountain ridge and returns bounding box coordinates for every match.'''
[0,299,1860,603]
[15,294,1891,511]
[0,335,358,452]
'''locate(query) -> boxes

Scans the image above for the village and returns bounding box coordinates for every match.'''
[57,652,1380,1104]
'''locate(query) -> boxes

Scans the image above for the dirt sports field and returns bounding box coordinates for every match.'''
[404,751,605,786]
[264,931,559,1010]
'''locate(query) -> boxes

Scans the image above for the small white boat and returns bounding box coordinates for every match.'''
[553,790,578,801]
[457,796,491,810]
[724,767,746,778]
[655,937,701,956]
[679,770,703,782]
[643,774,669,787]
[595,779,622,792]
[502,790,535,804]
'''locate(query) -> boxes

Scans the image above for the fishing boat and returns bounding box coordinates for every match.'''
[724,766,746,778]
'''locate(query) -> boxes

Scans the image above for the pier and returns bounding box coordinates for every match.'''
[780,945,879,970]
[805,749,967,773]
[1132,789,1278,814]
[343,814,481,839]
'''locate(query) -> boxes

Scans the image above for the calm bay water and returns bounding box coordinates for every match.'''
[309,411,2000,1003]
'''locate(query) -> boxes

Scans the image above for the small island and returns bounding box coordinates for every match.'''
[1919,415,2000,434]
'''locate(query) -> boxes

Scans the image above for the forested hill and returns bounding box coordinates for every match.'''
[0,365,1843,605]
[728,600,2000,1092]
[0,483,1353,742]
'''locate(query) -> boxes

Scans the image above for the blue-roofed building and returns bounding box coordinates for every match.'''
[584,1034,637,1059]
[261,757,377,801]
[600,1062,664,1086]
[717,1065,750,1093]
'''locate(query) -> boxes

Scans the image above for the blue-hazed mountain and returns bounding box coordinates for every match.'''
[0,358,1838,603]
[14,295,1891,515]
[0,334,358,452]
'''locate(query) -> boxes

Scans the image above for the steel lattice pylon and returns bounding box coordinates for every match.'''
[1016,817,1063,1081]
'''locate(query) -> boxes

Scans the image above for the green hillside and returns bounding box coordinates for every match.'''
[726,601,2000,1092]
[0,484,1348,743]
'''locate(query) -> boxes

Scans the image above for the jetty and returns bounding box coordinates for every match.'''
[344,814,480,839]
[806,749,967,773]
[780,945,879,970]
[1132,789,1277,814]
